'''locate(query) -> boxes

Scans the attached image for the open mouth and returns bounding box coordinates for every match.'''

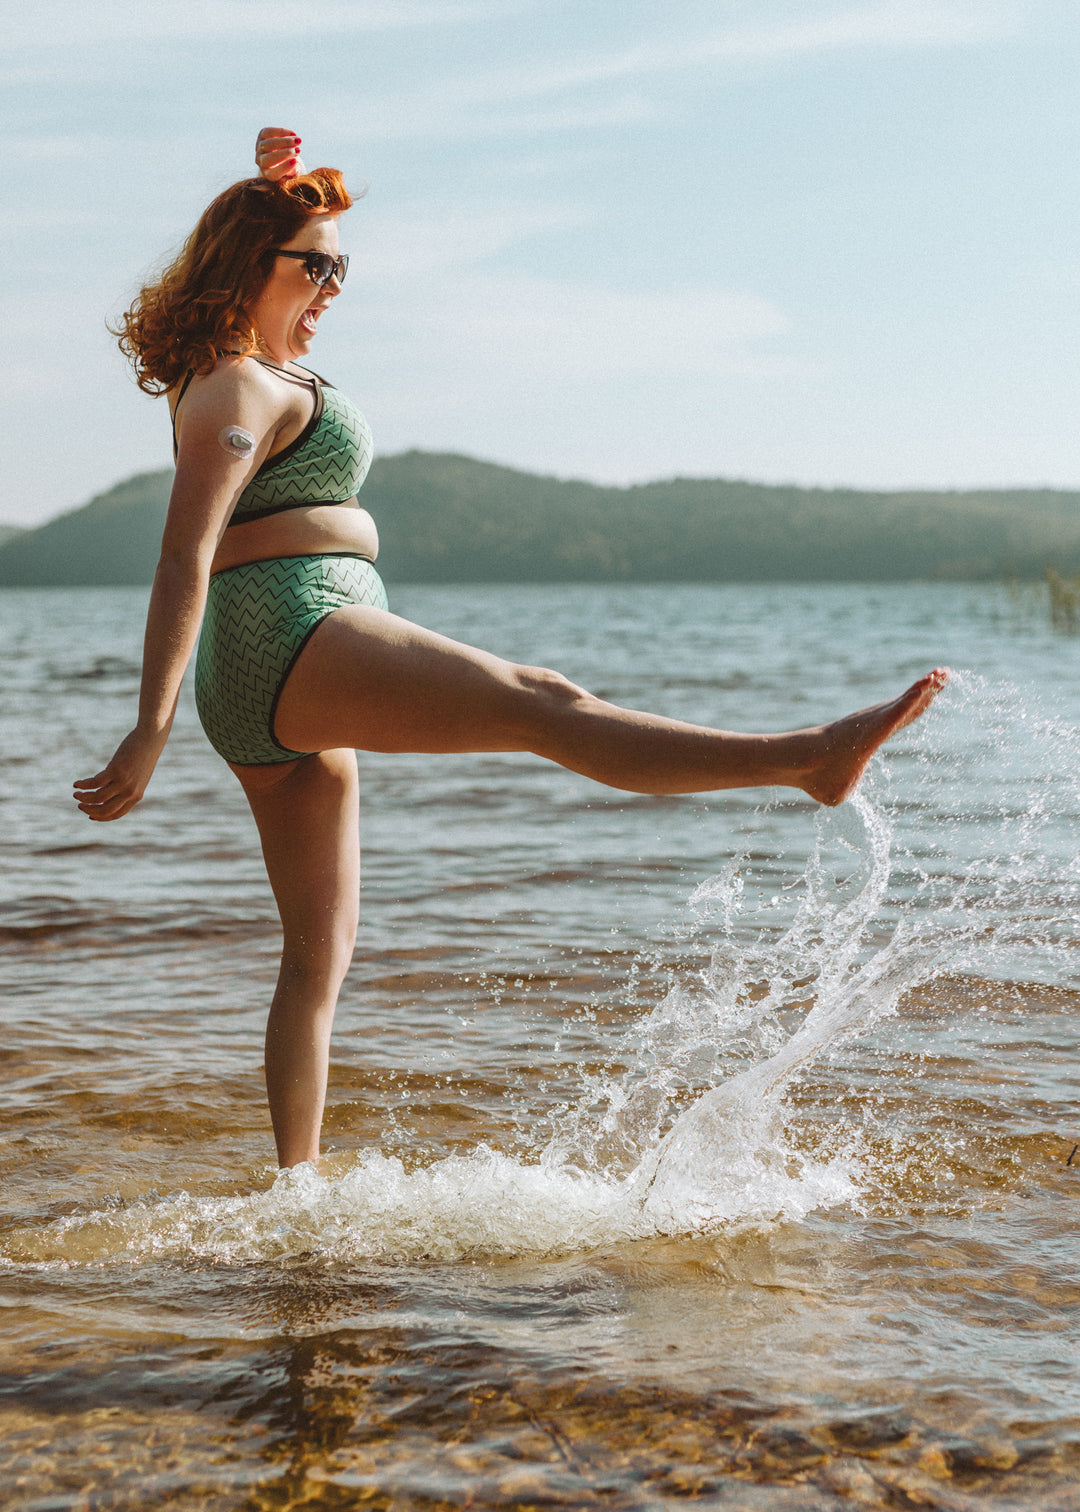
[299,307,321,336]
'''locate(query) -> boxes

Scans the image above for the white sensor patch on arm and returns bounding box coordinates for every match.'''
[219,425,256,459]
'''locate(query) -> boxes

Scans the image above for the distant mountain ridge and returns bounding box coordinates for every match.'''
[1,451,1079,586]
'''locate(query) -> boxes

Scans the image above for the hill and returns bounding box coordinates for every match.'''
[1,452,1079,586]
[0,472,173,587]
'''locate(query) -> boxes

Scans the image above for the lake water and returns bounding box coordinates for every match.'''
[1,580,1079,1510]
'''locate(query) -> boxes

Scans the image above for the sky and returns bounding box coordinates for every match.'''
[5,0,1080,526]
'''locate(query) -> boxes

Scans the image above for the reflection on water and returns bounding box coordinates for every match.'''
[2,583,1080,1509]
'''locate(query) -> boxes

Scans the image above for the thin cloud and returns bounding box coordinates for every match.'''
[352,271,795,382]
[482,2,1014,99]
[360,205,588,281]
[327,1,1019,144]
[6,0,530,48]
[695,1,1017,65]
[351,94,657,145]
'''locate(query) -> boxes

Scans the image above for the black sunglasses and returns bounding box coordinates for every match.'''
[274,249,349,287]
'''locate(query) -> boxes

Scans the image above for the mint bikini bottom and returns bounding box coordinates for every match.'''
[195,553,388,765]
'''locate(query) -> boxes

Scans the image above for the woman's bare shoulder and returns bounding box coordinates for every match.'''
[170,357,287,426]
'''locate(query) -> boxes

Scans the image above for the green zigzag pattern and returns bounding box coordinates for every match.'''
[195,554,388,765]
[232,387,373,520]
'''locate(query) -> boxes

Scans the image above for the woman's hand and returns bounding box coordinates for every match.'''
[73,724,170,822]
[256,127,307,182]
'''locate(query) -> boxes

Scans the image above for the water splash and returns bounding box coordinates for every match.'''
[7,669,1078,1268]
[551,789,953,1233]
[628,669,1080,1225]
[0,795,917,1267]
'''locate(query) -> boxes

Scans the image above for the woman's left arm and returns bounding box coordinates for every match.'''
[73,542,214,821]
[74,364,282,820]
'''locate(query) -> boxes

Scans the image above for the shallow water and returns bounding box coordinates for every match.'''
[2,581,1079,1510]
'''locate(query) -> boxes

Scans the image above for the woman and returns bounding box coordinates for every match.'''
[75,129,947,1170]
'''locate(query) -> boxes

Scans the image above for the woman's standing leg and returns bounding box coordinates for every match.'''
[232,748,361,1167]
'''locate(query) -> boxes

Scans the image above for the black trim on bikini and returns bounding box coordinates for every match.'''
[246,382,325,478]
[265,555,378,755]
[170,371,196,459]
[226,496,356,525]
[169,358,333,465]
[210,550,375,580]
[253,357,335,389]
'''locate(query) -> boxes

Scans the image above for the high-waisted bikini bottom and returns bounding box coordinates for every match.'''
[195,553,388,766]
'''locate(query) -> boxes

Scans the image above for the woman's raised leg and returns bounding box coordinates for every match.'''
[274,606,947,805]
[232,747,361,1167]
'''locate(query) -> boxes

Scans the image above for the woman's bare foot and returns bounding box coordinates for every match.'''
[799,668,949,806]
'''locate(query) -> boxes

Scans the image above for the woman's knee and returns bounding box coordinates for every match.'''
[501,664,594,746]
[514,663,590,715]
[279,925,356,998]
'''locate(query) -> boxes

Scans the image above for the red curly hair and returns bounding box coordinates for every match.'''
[115,169,354,394]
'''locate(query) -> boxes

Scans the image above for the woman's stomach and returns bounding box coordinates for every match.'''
[209,501,379,576]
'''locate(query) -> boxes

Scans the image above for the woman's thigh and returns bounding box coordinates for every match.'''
[233,747,361,971]
[273,604,584,756]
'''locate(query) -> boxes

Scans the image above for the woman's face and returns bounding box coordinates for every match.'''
[251,212,344,364]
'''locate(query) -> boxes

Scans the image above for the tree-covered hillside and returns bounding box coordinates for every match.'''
[1,452,1078,586]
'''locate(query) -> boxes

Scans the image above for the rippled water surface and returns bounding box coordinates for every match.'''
[2,581,1079,1510]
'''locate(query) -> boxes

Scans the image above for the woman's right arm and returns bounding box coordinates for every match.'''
[73,365,283,821]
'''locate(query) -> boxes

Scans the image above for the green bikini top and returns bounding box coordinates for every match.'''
[171,359,373,526]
